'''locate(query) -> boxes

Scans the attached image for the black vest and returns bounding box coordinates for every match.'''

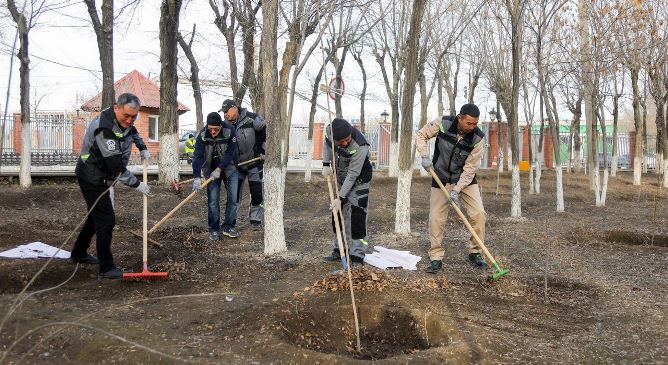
[326,127,373,183]
[432,116,484,187]
[199,126,234,178]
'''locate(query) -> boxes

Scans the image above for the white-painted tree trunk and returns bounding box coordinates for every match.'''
[555,165,564,212]
[529,165,535,194]
[19,122,31,188]
[159,132,180,184]
[498,151,504,173]
[507,144,512,171]
[264,166,287,254]
[601,168,608,206]
[394,168,412,234]
[594,168,601,206]
[304,138,313,182]
[510,164,522,218]
[388,142,399,177]
[610,155,618,177]
[643,155,648,174]
[535,152,542,194]
[633,156,642,186]
[662,156,668,188]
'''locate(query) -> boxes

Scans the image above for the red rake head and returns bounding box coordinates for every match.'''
[122,269,169,280]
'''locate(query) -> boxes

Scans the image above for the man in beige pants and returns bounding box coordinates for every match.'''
[415,103,488,274]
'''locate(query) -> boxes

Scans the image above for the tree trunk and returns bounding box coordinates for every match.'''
[85,0,114,109]
[260,0,286,254]
[11,7,31,188]
[158,0,182,186]
[388,89,400,177]
[545,88,564,212]
[611,94,620,176]
[630,66,643,186]
[305,63,328,182]
[416,70,429,177]
[507,7,522,219]
[177,26,203,131]
[395,0,426,234]
[353,52,367,134]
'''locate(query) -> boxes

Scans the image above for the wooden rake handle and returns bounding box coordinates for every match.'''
[148,176,214,235]
[237,156,264,167]
[428,168,499,266]
[326,175,347,266]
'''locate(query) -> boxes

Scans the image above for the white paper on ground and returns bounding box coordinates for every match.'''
[0,242,70,259]
[363,245,422,270]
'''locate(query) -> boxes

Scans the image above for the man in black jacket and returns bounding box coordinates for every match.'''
[191,112,240,240]
[72,93,151,279]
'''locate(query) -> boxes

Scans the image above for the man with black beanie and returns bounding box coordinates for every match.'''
[321,118,373,266]
[192,112,240,240]
[416,103,489,274]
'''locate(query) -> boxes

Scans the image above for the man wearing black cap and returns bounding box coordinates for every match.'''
[192,112,240,240]
[321,118,373,266]
[416,103,488,274]
[220,99,266,230]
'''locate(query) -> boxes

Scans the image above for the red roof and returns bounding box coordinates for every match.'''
[81,70,190,114]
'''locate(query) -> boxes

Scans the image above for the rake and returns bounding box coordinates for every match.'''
[429,168,509,281]
[123,159,168,280]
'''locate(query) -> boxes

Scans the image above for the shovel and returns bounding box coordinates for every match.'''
[123,160,168,280]
[429,168,510,281]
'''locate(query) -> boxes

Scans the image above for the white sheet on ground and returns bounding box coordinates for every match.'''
[0,242,70,259]
[363,246,422,270]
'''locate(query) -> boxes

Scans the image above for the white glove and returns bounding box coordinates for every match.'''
[135,182,152,196]
[321,165,333,178]
[330,197,342,212]
[192,178,201,193]
[140,149,151,162]
[211,168,222,179]
[421,156,432,170]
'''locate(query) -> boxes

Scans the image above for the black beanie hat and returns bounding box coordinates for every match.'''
[331,118,352,140]
[206,112,223,126]
[459,103,480,118]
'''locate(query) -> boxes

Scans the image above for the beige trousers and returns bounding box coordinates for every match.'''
[428,184,486,261]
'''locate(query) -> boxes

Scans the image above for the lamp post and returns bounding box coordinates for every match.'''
[380,110,389,123]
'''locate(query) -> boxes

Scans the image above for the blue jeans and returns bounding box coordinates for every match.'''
[207,170,239,232]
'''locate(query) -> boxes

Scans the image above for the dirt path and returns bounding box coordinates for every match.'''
[1,170,667,364]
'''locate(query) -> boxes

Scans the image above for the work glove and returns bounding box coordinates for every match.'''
[134,182,152,196]
[322,165,333,178]
[140,149,151,162]
[449,190,462,210]
[421,156,433,171]
[192,178,202,193]
[211,167,222,180]
[330,196,345,212]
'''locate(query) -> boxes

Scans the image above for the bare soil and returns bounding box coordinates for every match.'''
[1,169,667,364]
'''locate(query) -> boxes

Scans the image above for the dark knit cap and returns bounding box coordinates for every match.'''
[459,103,480,117]
[206,112,223,126]
[331,118,352,140]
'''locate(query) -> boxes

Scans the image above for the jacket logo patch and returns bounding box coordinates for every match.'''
[106,140,117,151]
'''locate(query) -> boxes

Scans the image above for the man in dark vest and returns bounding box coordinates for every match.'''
[321,118,373,266]
[220,99,266,230]
[72,93,151,279]
[416,103,488,274]
[192,112,240,240]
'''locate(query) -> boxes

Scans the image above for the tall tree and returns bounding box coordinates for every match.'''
[177,24,204,131]
[84,0,114,110]
[394,0,427,234]
[260,0,284,254]
[158,0,183,185]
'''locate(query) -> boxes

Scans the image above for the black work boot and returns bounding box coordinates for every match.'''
[468,253,488,268]
[98,267,123,279]
[350,255,365,267]
[425,260,442,274]
[70,254,99,265]
[322,249,341,262]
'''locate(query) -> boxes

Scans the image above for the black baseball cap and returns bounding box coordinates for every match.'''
[219,99,237,113]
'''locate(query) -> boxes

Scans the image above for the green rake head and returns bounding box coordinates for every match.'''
[488,262,510,282]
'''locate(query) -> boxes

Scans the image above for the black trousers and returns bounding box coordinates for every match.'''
[72,179,116,272]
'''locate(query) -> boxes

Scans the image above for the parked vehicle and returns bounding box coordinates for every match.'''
[598,153,630,169]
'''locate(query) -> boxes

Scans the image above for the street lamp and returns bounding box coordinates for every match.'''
[380,110,389,123]
[489,108,497,123]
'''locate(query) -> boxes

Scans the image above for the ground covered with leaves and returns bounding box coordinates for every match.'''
[1,169,667,364]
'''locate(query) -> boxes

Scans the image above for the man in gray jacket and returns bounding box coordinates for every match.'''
[220,99,266,230]
[321,118,373,266]
[72,93,151,279]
